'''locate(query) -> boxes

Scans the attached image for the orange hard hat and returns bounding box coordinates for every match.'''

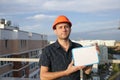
[52,15,72,29]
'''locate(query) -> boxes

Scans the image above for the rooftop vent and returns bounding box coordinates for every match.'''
[0,18,5,24]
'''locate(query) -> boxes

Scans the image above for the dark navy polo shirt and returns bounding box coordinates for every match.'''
[39,40,82,80]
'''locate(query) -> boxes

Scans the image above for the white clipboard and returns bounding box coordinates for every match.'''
[72,46,99,66]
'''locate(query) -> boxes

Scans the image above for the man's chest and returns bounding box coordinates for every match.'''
[49,49,72,71]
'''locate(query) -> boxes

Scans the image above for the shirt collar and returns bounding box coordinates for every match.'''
[54,39,73,49]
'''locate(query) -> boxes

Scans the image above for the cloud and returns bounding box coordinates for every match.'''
[20,24,54,35]
[69,29,120,40]
[73,20,119,33]
[42,0,120,13]
[0,0,119,37]
[27,14,55,21]
[0,0,120,15]
[19,14,56,34]
[26,14,56,32]
[0,0,45,15]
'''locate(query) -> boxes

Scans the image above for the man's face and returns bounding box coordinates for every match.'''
[54,23,71,40]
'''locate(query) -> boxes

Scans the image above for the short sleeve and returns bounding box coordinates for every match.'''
[39,48,51,67]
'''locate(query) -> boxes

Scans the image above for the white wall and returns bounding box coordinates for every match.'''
[0,29,47,40]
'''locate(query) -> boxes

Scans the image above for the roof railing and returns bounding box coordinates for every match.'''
[0,58,120,63]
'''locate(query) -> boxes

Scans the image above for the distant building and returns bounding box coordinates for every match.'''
[73,40,116,46]
[0,19,48,78]
[91,74,100,80]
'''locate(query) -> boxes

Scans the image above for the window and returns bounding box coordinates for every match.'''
[0,55,12,66]
[4,40,8,48]
[2,71,13,77]
[21,69,25,77]
[20,40,27,48]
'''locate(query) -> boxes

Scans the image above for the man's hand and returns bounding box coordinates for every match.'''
[83,65,93,74]
[92,43,100,54]
[65,60,85,76]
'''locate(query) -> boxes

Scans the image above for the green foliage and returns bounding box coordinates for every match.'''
[112,63,120,72]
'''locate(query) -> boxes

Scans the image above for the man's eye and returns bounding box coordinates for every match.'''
[65,26,69,28]
[58,26,62,29]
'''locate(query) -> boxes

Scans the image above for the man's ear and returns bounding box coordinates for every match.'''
[53,29,57,34]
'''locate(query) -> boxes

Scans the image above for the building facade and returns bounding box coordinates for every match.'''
[0,19,48,78]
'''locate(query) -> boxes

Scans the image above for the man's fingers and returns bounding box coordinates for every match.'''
[70,60,74,65]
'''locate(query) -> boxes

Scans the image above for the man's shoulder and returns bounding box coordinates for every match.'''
[71,41,83,47]
[43,42,56,50]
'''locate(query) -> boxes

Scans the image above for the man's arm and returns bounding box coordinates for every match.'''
[40,66,67,80]
[40,61,85,80]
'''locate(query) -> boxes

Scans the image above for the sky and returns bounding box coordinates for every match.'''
[0,0,120,40]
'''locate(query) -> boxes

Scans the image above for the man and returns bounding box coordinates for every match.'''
[39,15,92,80]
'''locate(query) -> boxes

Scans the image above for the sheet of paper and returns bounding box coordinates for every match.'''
[72,46,99,66]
